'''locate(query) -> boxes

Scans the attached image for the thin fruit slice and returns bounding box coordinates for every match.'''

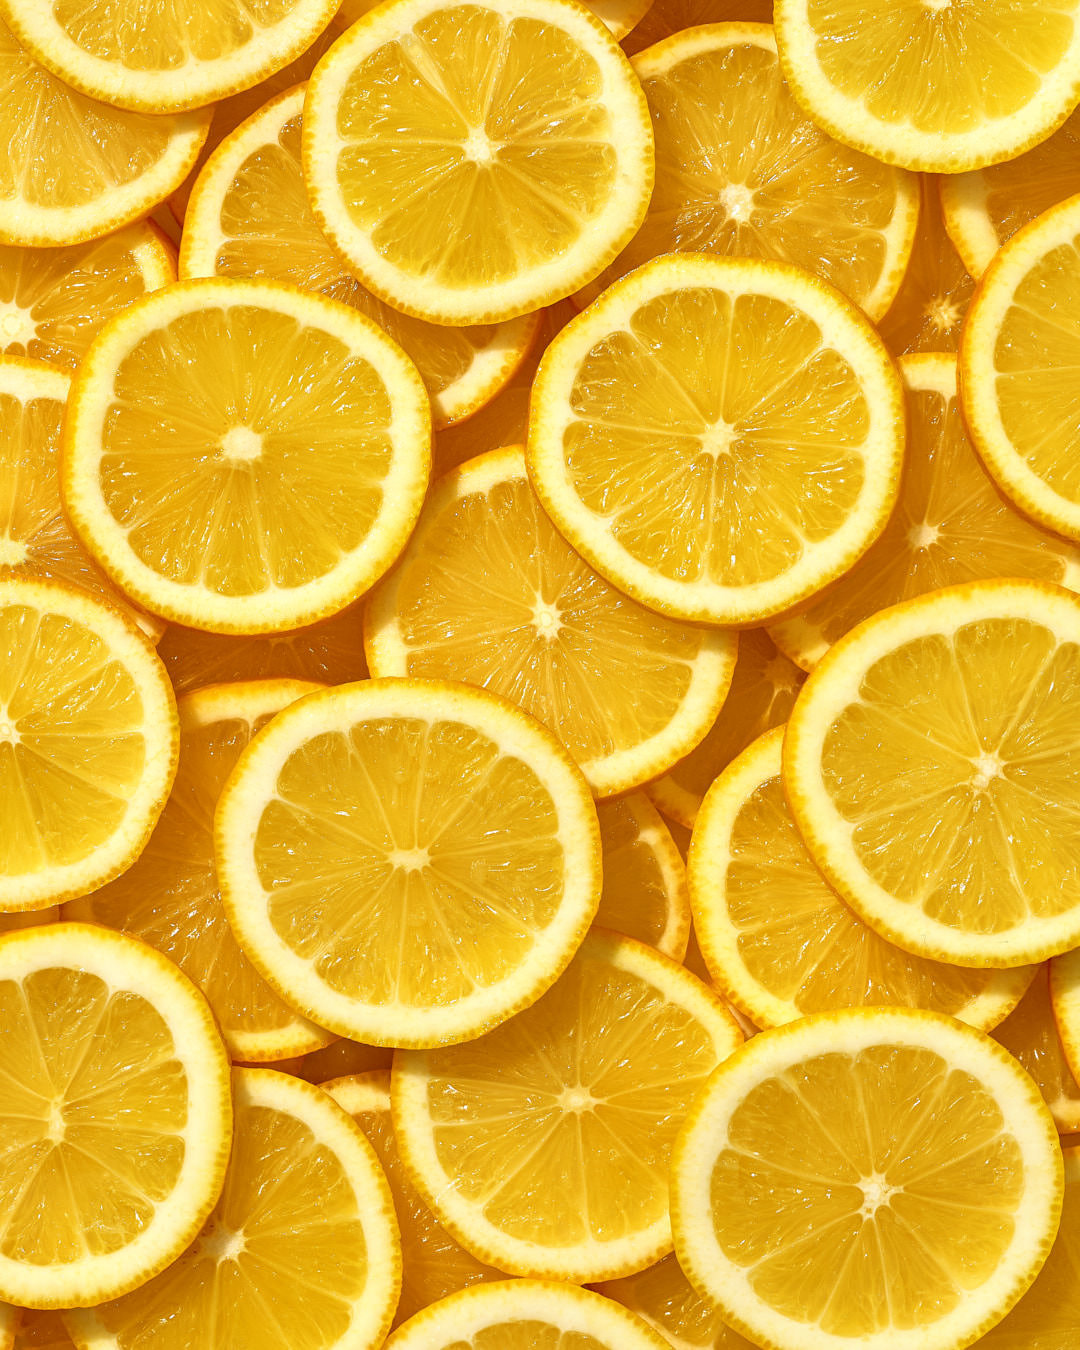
[597,1253,756,1350]
[622,0,771,54]
[690,726,1034,1031]
[303,0,654,325]
[672,1008,1063,1350]
[340,0,653,36]
[771,354,1080,671]
[296,1040,392,1085]
[0,21,209,248]
[65,1068,400,1350]
[597,794,690,959]
[578,24,918,320]
[0,576,178,911]
[961,194,1080,542]
[66,680,335,1064]
[63,277,430,634]
[218,678,601,1046]
[0,0,339,114]
[13,1311,73,1348]
[528,253,904,625]
[366,445,735,795]
[647,629,803,829]
[393,929,742,1281]
[996,965,1080,1133]
[326,1072,504,1327]
[181,85,539,430]
[784,579,1080,967]
[774,0,1080,173]
[0,923,232,1308]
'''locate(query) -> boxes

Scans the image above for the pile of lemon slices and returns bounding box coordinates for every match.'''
[5,0,1080,1347]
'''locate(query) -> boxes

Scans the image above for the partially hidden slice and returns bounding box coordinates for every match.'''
[596,794,691,959]
[596,1253,757,1350]
[13,1310,75,1348]
[997,964,1080,1133]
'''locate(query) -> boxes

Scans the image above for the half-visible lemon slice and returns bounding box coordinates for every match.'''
[597,1253,756,1350]
[339,0,654,39]
[12,1310,75,1348]
[597,795,690,959]
[996,965,1080,1134]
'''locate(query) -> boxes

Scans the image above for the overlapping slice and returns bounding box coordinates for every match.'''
[528,253,904,625]
[0,909,57,934]
[392,929,742,1281]
[12,1310,74,1348]
[296,1039,392,1086]
[303,0,654,324]
[995,965,1080,1133]
[597,1253,756,1350]
[0,923,232,1308]
[366,446,735,795]
[596,795,690,958]
[622,0,773,55]
[784,579,1080,967]
[181,85,539,429]
[63,277,431,634]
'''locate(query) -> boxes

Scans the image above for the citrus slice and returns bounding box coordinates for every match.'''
[62,277,431,634]
[0,922,232,1308]
[218,678,601,1046]
[774,0,1080,173]
[326,1072,504,1327]
[12,1310,74,1348]
[297,1040,392,1085]
[577,24,918,320]
[691,726,1035,1031]
[960,193,1080,542]
[0,21,209,248]
[622,0,772,55]
[784,579,1080,967]
[66,679,335,1063]
[597,794,690,959]
[770,354,1080,671]
[64,1068,400,1350]
[527,253,904,625]
[365,445,735,795]
[0,576,178,911]
[302,0,654,325]
[392,928,742,1281]
[181,85,539,429]
[596,1253,756,1350]
[0,0,339,114]
[995,965,1080,1133]
[647,629,803,829]
[339,0,653,36]
[672,1007,1063,1350]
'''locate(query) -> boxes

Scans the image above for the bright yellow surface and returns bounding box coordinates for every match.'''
[994,966,1080,1133]
[598,1253,756,1349]
[596,794,690,958]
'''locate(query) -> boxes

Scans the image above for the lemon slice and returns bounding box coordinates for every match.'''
[528,253,904,626]
[597,795,690,958]
[0,576,178,910]
[63,277,431,634]
[691,726,1035,1031]
[597,1253,756,1350]
[393,929,741,1281]
[621,0,772,55]
[303,0,654,325]
[785,579,1080,967]
[672,1007,1063,1350]
[0,21,209,248]
[771,354,1080,671]
[182,85,539,430]
[366,446,735,795]
[218,678,601,1046]
[65,1068,400,1350]
[995,965,1080,1133]
[0,0,339,114]
[0,923,232,1308]
[961,194,1080,542]
[774,0,1080,172]
[578,23,917,320]
[297,1040,392,1086]
[12,1310,74,1348]
[66,680,335,1063]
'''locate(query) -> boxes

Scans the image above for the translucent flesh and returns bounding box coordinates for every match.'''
[298,1040,392,1084]
[51,0,297,68]
[596,795,683,951]
[0,604,148,875]
[0,908,59,932]
[878,179,973,355]
[710,1045,1025,1336]
[335,7,617,285]
[0,968,187,1264]
[564,286,867,584]
[820,619,1080,933]
[598,1252,756,1349]
[255,717,567,1006]
[14,1309,77,1348]
[621,0,773,56]
[993,967,1080,1132]
[463,1328,609,1350]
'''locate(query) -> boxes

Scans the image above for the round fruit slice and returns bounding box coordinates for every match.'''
[0,923,232,1308]
[303,0,654,325]
[596,795,690,959]
[64,1068,400,1350]
[338,0,653,39]
[528,253,904,625]
[597,1253,756,1350]
[0,576,178,910]
[0,21,209,248]
[181,85,539,430]
[784,579,1080,967]
[675,1009,1063,1350]
[217,678,601,1046]
[0,0,339,114]
[774,0,1080,173]
[578,23,918,319]
[366,446,734,795]
[62,277,430,634]
[691,727,1034,1031]
[66,680,335,1063]
[996,965,1080,1133]
[393,929,742,1281]
[961,194,1080,541]
[771,354,1080,670]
